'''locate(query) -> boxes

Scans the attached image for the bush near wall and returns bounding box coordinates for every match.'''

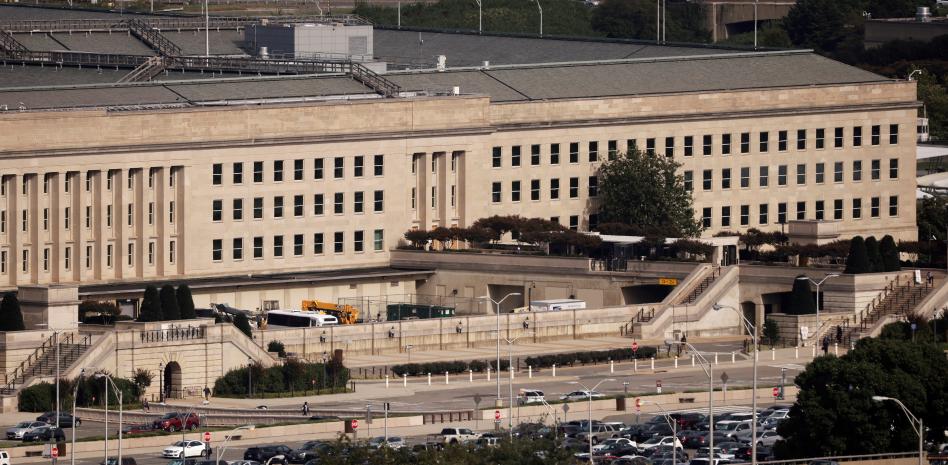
[19,376,140,412]
[390,359,511,377]
[213,360,349,396]
[525,347,658,369]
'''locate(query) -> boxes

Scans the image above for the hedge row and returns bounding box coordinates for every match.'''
[524,347,657,369]
[19,376,140,412]
[391,359,510,377]
[214,359,349,396]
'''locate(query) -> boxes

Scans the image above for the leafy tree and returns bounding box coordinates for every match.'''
[844,236,872,274]
[234,312,253,338]
[0,292,25,331]
[917,195,948,243]
[785,275,816,315]
[132,368,153,400]
[597,150,701,237]
[176,284,196,320]
[137,286,162,322]
[267,340,287,358]
[403,229,430,249]
[763,318,780,347]
[159,284,180,320]
[783,0,864,53]
[429,226,454,249]
[774,338,948,458]
[864,236,883,272]
[879,235,901,271]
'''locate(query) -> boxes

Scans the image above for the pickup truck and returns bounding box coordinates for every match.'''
[435,427,481,445]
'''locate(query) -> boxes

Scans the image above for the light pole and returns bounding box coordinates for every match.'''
[567,378,615,465]
[71,369,84,465]
[204,0,210,58]
[96,373,123,465]
[158,362,164,403]
[503,332,530,438]
[671,340,714,458]
[472,0,482,33]
[714,303,758,465]
[796,274,840,346]
[478,292,521,407]
[534,0,543,37]
[642,400,681,465]
[753,0,758,49]
[872,396,924,465]
[247,357,253,398]
[216,425,256,462]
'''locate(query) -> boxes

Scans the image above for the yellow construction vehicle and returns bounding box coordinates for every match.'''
[300,300,360,324]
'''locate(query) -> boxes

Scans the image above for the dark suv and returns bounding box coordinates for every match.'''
[288,441,330,463]
[36,412,81,428]
[244,445,292,464]
[153,413,200,432]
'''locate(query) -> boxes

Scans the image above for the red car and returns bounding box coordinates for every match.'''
[153,412,200,432]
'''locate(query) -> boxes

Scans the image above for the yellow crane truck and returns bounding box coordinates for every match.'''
[300,300,360,324]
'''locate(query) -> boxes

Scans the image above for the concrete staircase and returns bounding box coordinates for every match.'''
[675,267,723,305]
[1,332,92,395]
[842,276,940,343]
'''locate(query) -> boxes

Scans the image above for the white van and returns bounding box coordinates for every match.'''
[529,299,586,312]
[518,389,545,405]
[0,449,10,465]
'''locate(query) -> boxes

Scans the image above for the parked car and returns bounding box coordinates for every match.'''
[163,441,209,459]
[22,426,65,442]
[592,438,636,452]
[122,424,155,435]
[100,458,138,465]
[518,389,546,405]
[194,461,229,465]
[36,412,80,428]
[6,421,48,440]
[165,459,197,465]
[154,413,200,432]
[0,450,9,465]
[717,421,752,438]
[243,445,292,464]
[671,413,707,430]
[639,436,683,451]
[368,437,405,450]
[287,441,330,463]
[437,427,480,445]
[734,430,782,447]
[229,461,261,465]
[560,390,605,402]
[575,424,620,444]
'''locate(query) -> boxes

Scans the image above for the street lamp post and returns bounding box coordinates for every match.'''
[216,425,256,462]
[643,401,681,465]
[97,374,123,465]
[753,0,758,49]
[872,396,924,465]
[671,340,714,458]
[158,362,164,403]
[534,0,543,37]
[71,369,84,465]
[714,303,758,465]
[502,332,530,438]
[478,292,521,407]
[247,357,253,398]
[567,378,615,465]
[796,274,841,346]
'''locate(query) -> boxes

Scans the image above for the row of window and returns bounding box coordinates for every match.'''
[210,230,385,261]
[0,240,176,274]
[212,156,385,185]
[0,201,175,234]
[684,159,900,191]
[489,125,900,167]
[489,177,596,203]
[211,192,384,222]
[1,169,177,197]
[698,196,900,229]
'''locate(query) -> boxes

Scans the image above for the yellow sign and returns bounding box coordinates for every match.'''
[658,278,679,286]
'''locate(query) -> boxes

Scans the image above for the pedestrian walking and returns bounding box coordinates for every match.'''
[203,386,211,401]
[143,398,150,412]
[835,326,842,344]
[302,401,310,416]
[821,336,830,355]
[927,271,934,286]
[456,322,463,334]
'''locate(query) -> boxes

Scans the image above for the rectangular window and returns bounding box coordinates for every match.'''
[86,206,92,228]
[233,162,243,184]
[22,249,28,272]
[314,158,325,179]
[531,179,541,200]
[550,178,560,199]
[759,132,769,153]
[374,229,384,251]
[740,205,750,226]
[512,146,522,166]
[127,203,133,226]
[664,137,674,157]
[66,208,72,229]
[778,130,788,151]
[796,164,806,185]
[608,140,618,160]
[797,129,806,150]
[740,133,750,154]
[852,198,862,219]
[588,177,598,197]
[871,159,881,180]
[373,190,384,212]
[816,128,825,149]
[570,177,579,198]
[702,135,712,156]
[759,166,769,187]
[212,164,223,185]
[889,159,899,179]
[816,163,825,184]
[353,156,364,178]
[212,239,223,262]
[588,141,599,162]
[20,210,27,232]
[627,139,637,154]
[740,167,750,188]
[491,182,502,202]
[273,235,284,257]
[64,175,71,193]
[569,215,579,231]
[106,172,112,191]
[871,197,880,218]
[759,203,769,225]
[43,208,49,230]
[492,147,502,168]
[85,173,92,192]
[796,201,806,220]
[889,124,899,145]
[834,199,843,220]
[148,242,154,264]
[127,171,134,190]
[334,157,344,179]
[450,185,456,207]
[233,199,243,220]
[253,236,264,259]
[169,240,175,263]
[721,134,732,155]
[273,160,284,182]
[871,125,880,145]
[106,244,112,268]
[253,161,264,183]
[334,193,344,214]
[721,168,731,189]
[511,181,521,202]
[354,230,364,252]
[569,143,579,163]
[294,195,304,217]
[550,144,560,164]
[273,196,284,218]
[684,136,694,157]
[853,126,862,147]
[253,197,263,219]
[43,248,49,271]
[212,200,222,222]
[816,200,825,220]
[313,194,325,215]
[354,191,365,213]
[721,206,731,227]
[778,165,788,186]
[834,162,844,183]
[684,171,693,191]
[853,160,862,181]
[313,233,324,254]
[374,154,384,176]
[531,145,541,165]
[294,234,304,256]
[64,246,70,270]
[702,207,712,228]
[105,205,111,227]
[1,250,5,273]
[233,238,243,260]
[778,202,787,224]
[702,170,712,191]
[334,232,344,253]
[889,195,899,216]
[646,138,656,156]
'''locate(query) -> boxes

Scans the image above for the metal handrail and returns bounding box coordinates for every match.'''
[2,332,57,393]
[126,19,181,57]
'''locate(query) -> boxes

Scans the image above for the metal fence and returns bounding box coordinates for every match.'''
[338,294,485,321]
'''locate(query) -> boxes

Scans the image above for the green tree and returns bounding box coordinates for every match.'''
[159,284,180,320]
[597,150,701,237]
[267,340,287,358]
[864,236,883,272]
[0,292,25,331]
[137,286,162,322]
[844,236,872,274]
[879,235,901,271]
[917,195,948,243]
[774,338,948,458]
[176,284,196,320]
[763,318,780,347]
[783,0,864,53]
[132,368,153,400]
[234,312,253,338]
[785,275,816,315]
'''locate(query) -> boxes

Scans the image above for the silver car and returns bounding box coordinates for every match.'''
[368,436,405,450]
[6,421,48,439]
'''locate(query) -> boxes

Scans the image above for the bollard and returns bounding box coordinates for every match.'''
[634,358,638,372]
[691,355,695,367]
[811,346,816,358]
[650,357,655,370]
[529,366,533,378]
[385,375,389,389]
[772,347,776,361]
[427,373,432,386]
[834,343,838,356]
[487,367,491,381]
[714,352,718,365]
[469,369,473,383]
[610,360,614,373]
[731,352,736,364]
[674,357,678,369]
[403,374,407,387]
[552,364,556,377]
[445,371,449,385]
[795,346,799,359]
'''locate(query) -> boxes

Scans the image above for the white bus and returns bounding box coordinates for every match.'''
[266,310,339,327]
[529,299,587,312]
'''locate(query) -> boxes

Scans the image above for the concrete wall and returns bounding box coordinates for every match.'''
[0,329,63,384]
[18,284,79,330]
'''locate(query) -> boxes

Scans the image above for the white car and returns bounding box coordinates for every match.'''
[0,449,9,465]
[638,435,683,451]
[368,436,405,449]
[592,437,636,452]
[163,440,209,458]
[560,390,605,401]
[6,421,47,440]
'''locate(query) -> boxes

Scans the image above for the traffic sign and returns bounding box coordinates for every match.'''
[632,342,639,353]
[51,446,59,458]
[203,431,211,442]
[772,387,779,398]
[494,410,501,421]
[351,419,359,430]
[562,404,570,413]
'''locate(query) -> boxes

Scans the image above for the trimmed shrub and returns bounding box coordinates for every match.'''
[18,382,54,412]
[177,284,196,320]
[785,275,817,315]
[160,284,180,320]
[865,236,883,272]
[267,340,287,358]
[0,292,26,331]
[138,286,162,322]
[844,236,872,274]
[213,360,346,396]
[880,235,901,272]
